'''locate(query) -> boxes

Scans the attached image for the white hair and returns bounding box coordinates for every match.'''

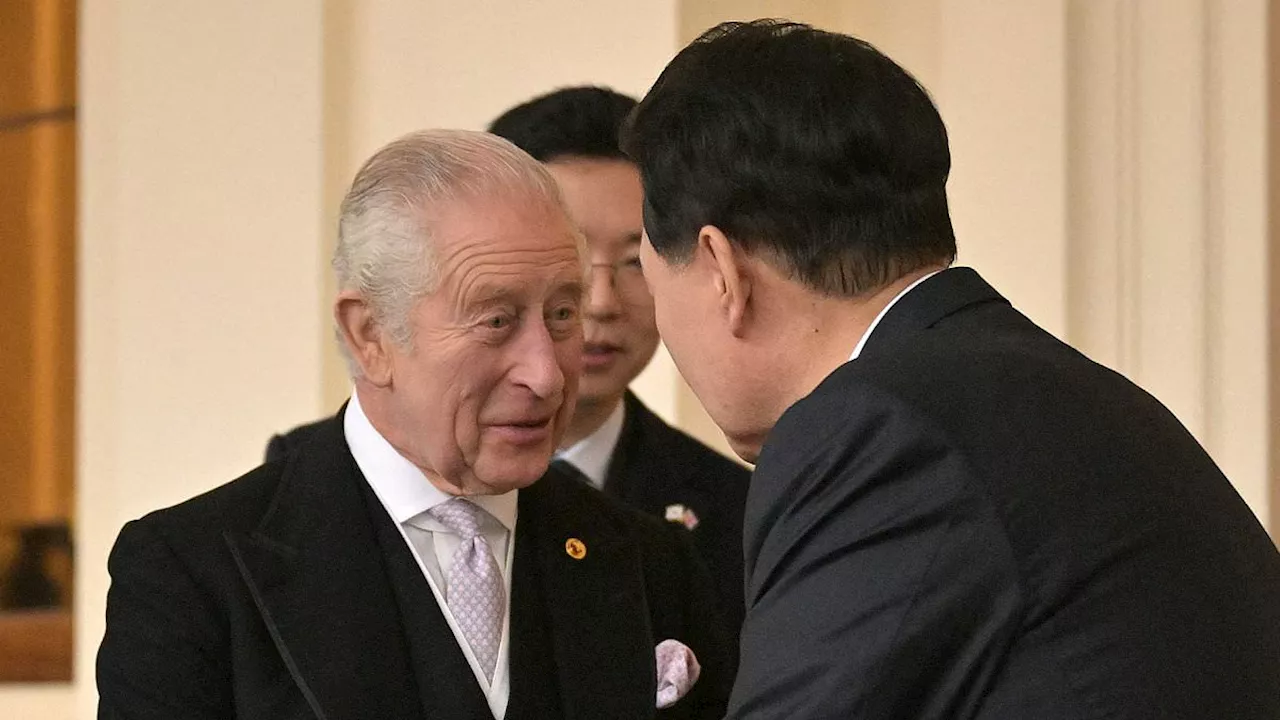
[332,129,579,375]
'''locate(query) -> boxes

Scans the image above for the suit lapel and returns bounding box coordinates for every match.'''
[225,416,425,720]
[606,393,664,505]
[602,394,642,498]
[521,468,656,720]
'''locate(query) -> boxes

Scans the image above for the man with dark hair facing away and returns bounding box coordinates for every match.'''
[622,19,1280,720]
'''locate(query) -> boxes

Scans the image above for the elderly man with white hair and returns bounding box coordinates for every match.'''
[96,130,732,720]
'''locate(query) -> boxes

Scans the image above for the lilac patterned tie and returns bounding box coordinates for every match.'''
[428,498,504,681]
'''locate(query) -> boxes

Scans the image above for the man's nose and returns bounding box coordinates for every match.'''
[585,263,623,320]
[509,320,568,399]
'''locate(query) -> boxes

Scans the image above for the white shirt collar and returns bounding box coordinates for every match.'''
[343,388,518,531]
[555,399,626,489]
[849,270,942,361]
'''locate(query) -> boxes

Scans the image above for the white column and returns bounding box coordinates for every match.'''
[1067,0,1272,527]
[1202,0,1271,529]
[74,2,326,717]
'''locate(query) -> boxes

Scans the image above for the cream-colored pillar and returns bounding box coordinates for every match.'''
[69,3,327,718]
[1192,0,1270,529]
[1067,0,1272,527]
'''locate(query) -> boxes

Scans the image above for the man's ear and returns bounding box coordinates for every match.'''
[697,225,751,337]
[334,290,394,386]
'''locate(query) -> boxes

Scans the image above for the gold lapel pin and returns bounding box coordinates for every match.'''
[565,537,587,560]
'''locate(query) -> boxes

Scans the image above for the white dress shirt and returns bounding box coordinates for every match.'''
[344,390,517,720]
[555,399,626,489]
[849,270,942,361]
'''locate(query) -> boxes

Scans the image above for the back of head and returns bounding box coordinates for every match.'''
[333,128,567,352]
[622,19,956,297]
[489,86,638,162]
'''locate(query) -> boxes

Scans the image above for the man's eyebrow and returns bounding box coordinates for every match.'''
[556,278,587,301]
[462,284,518,309]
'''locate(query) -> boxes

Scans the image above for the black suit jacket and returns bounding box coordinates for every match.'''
[729,268,1280,719]
[266,392,751,650]
[99,415,732,720]
[601,392,749,646]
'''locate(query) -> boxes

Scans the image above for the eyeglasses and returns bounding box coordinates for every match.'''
[588,255,648,297]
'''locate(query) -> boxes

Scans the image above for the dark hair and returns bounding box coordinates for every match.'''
[621,20,956,297]
[488,86,638,162]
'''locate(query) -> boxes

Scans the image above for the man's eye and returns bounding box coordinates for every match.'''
[485,315,512,329]
[550,306,579,322]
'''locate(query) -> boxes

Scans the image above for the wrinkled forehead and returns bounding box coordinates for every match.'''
[424,190,586,295]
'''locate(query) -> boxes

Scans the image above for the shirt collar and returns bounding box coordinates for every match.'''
[343,388,518,531]
[849,270,942,361]
[555,399,626,489]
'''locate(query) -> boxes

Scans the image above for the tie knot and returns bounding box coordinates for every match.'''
[427,498,489,538]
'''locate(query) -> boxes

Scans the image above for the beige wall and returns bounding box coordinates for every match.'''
[2,1,1267,717]
[67,3,329,718]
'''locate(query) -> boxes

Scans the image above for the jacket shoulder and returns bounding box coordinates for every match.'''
[128,460,287,537]
[265,417,330,462]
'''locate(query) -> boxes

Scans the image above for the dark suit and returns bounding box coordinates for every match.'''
[729,268,1280,719]
[98,414,732,719]
[601,392,749,645]
[267,391,751,649]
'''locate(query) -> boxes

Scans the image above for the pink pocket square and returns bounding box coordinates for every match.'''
[654,638,701,709]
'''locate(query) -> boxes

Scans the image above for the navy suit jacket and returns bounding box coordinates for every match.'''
[729,268,1280,719]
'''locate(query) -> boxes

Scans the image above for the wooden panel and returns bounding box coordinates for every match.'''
[0,0,77,687]
[0,0,76,527]
[0,2,38,117]
[0,0,75,118]
[0,127,37,525]
[27,117,77,523]
[0,611,72,682]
